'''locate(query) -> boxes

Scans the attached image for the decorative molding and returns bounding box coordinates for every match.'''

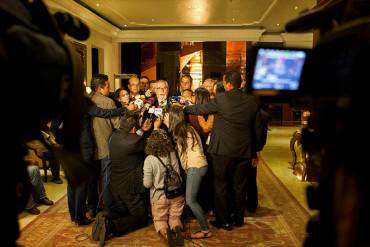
[280,32,314,48]
[43,0,313,48]
[113,29,266,42]
[259,34,284,43]
[44,0,118,38]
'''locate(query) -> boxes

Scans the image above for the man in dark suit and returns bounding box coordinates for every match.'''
[92,111,152,245]
[184,71,263,230]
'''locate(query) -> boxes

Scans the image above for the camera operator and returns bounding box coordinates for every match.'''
[184,71,264,230]
[1,0,93,245]
[280,0,370,246]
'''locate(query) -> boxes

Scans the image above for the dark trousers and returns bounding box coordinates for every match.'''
[212,154,251,224]
[246,165,258,212]
[67,182,87,222]
[44,151,60,180]
[87,161,100,214]
[108,193,147,236]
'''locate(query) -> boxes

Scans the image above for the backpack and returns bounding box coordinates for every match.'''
[155,155,184,199]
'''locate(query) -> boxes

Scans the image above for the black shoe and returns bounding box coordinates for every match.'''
[174,226,184,246]
[38,197,54,205]
[26,206,40,215]
[51,178,63,184]
[76,218,94,226]
[232,220,244,228]
[210,220,232,231]
[166,228,176,247]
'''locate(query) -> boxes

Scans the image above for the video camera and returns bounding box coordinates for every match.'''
[1,0,93,244]
[247,0,370,246]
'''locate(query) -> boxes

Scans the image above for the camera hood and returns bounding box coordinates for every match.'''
[285,0,346,32]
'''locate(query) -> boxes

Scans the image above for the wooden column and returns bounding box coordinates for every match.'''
[202,42,226,81]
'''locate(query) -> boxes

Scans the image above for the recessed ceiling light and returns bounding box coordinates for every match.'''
[124,24,127,27]
[96,3,100,7]
[276,23,280,26]
[294,6,298,10]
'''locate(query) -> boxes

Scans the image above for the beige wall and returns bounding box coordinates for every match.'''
[80,32,120,91]
[45,0,121,91]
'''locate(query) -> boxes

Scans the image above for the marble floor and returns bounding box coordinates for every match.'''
[19,126,314,230]
[260,126,314,213]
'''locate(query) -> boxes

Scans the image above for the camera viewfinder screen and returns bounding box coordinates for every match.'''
[251,48,306,91]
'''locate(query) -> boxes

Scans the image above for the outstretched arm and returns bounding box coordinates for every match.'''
[184,100,218,115]
[88,105,126,118]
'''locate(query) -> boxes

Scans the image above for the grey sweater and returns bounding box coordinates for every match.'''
[143,152,180,202]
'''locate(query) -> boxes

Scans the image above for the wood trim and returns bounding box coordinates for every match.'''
[114,29,266,42]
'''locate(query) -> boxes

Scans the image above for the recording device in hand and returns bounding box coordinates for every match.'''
[247,1,370,246]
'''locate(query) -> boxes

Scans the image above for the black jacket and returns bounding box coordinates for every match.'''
[109,130,146,198]
[80,105,126,163]
[184,88,263,159]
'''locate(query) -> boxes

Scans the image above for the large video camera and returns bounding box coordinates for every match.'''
[247,0,370,246]
[1,0,93,244]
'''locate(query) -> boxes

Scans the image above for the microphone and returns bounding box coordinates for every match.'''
[134,98,144,109]
[53,12,90,41]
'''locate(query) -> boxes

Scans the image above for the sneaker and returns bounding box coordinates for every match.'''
[92,212,109,246]
[38,197,54,205]
[26,206,40,215]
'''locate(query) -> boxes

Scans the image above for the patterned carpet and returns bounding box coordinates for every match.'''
[18,160,310,247]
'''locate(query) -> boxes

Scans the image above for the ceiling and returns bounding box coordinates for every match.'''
[75,0,317,32]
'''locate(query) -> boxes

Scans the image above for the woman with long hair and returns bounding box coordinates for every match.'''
[186,87,215,214]
[186,88,214,147]
[143,128,185,247]
[166,105,212,239]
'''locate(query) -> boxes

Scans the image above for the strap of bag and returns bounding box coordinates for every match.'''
[154,154,173,171]
[152,154,171,194]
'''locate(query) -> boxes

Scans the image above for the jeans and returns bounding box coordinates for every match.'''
[25,166,47,209]
[67,182,88,222]
[186,166,209,231]
[101,156,113,209]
